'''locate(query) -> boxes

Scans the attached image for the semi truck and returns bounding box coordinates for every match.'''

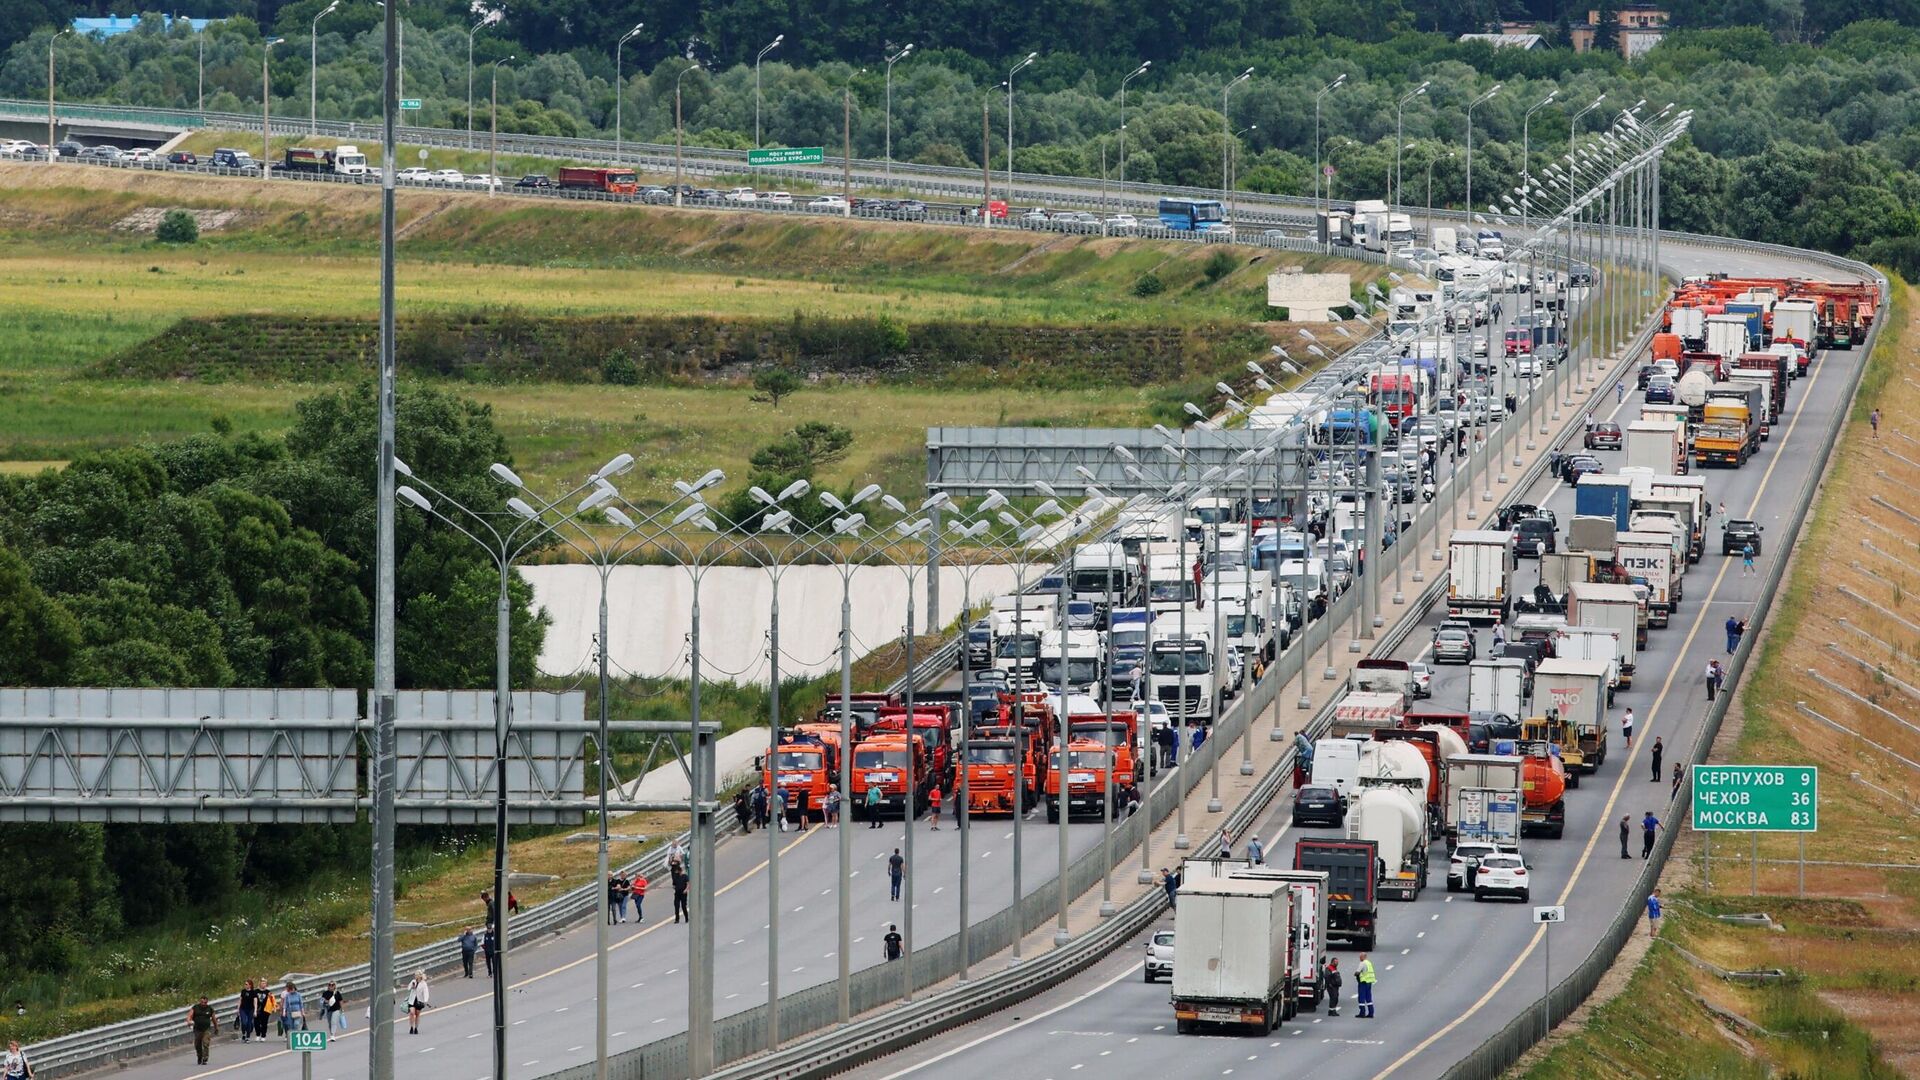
[1446,753,1524,849]
[1715,378,1775,440]
[1705,311,1750,360]
[1346,781,1430,901]
[1693,394,1757,467]
[281,144,368,176]
[1615,530,1678,627]
[1574,475,1636,531]
[1772,298,1819,361]
[1567,516,1618,561]
[1733,352,1791,412]
[1540,551,1595,599]
[1567,581,1643,674]
[557,166,639,193]
[1556,626,1623,701]
[1294,838,1380,949]
[1171,876,1299,1034]
[1532,659,1612,773]
[1447,530,1516,623]
[1233,868,1333,1012]
[1634,476,1708,562]
[1331,690,1407,739]
[1519,743,1569,839]
[1626,420,1687,476]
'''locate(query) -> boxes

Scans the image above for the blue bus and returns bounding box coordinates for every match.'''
[1158,198,1226,231]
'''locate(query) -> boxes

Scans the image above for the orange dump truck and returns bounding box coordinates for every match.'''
[764,735,838,821]
[1044,737,1135,821]
[850,732,928,820]
[961,733,1032,816]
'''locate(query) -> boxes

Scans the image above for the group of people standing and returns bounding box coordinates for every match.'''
[184,979,349,1065]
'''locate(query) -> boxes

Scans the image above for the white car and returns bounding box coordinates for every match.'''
[0,140,38,157]
[1104,214,1139,233]
[1448,841,1512,891]
[122,147,156,164]
[464,173,501,190]
[762,191,793,205]
[1472,851,1531,902]
[1409,661,1433,698]
[1510,355,1542,379]
[1144,929,1175,982]
[723,187,757,203]
[396,167,431,183]
[808,195,848,212]
[427,169,467,185]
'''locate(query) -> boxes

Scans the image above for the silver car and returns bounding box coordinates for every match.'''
[1144,929,1175,982]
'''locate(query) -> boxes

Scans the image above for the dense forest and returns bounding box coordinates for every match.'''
[8,8,1920,271]
[0,386,547,977]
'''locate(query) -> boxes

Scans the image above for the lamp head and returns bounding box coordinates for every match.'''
[506,497,539,521]
[490,463,525,489]
[606,506,636,529]
[978,490,1008,513]
[397,485,431,511]
[596,452,635,479]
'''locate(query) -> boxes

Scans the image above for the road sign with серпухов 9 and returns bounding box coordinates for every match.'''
[1690,764,1816,832]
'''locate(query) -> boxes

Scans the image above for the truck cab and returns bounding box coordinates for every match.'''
[1148,635,1217,724]
[1044,737,1132,821]
[1520,709,1583,786]
[1035,629,1104,697]
[961,736,1030,816]
[849,733,929,820]
[764,735,838,822]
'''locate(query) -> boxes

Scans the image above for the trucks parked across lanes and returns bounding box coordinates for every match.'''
[1171,876,1299,1034]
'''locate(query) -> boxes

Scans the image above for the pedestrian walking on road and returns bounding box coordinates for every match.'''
[888,847,905,901]
[281,982,304,1032]
[480,889,496,927]
[1621,708,1635,749]
[795,790,811,831]
[1650,737,1664,782]
[866,785,883,827]
[672,862,691,923]
[1704,659,1718,701]
[253,980,271,1040]
[1672,762,1685,800]
[188,996,217,1065]
[1247,835,1265,865]
[1323,959,1343,1016]
[482,928,498,976]
[1619,815,1632,859]
[1616,380,1625,404]
[1355,954,1377,1018]
[750,785,767,831]
[1647,888,1665,935]
[883,923,903,962]
[1871,408,1881,438]
[4,1039,32,1080]
[459,928,478,977]
[929,783,943,830]
[826,788,842,827]
[321,982,345,1034]
[236,980,257,1043]
[631,873,647,922]
[405,972,429,1035]
[734,789,752,834]
[1725,615,1742,655]
[775,785,790,832]
[1641,811,1663,859]
[1742,542,1756,577]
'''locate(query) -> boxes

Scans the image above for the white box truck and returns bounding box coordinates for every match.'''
[1532,658,1612,775]
[1625,420,1686,476]
[1227,867,1333,1012]
[1773,298,1818,351]
[1555,626,1622,704]
[1466,658,1528,719]
[1171,875,1299,1033]
[1448,530,1515,624]
[1615,530,1677,628]
[1445,753,1524,846]
[1706,312,1750,361]
[1566,581,1643,682]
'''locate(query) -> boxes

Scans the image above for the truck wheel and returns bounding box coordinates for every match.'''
[1177,1019,1195,1035]
[1047,803,1060,824]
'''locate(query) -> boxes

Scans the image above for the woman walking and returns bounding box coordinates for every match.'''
[236,980,257,1043]
[5,1038,33,1080]
[321,982,346,1034]
[406,972,430,1035]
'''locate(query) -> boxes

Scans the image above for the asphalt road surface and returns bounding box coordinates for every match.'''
[845,244,1868,1080]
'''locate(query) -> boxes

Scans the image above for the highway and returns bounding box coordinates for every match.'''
[842,243,1871,1080]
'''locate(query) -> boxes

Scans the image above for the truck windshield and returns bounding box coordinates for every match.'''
[608,171,638,186]
[1149,650,1211,676]
[1070,569,1124,594]
[855,750,909,769]
[1051,750,1109,770]
[774,750,820,770]
[996,637,1039,659]
[1148,579,1195,602]
[1110,629,1147,650]
[1072,725,1127,746]
[966,745,1017,764]
[1036,658,1101,685]
[1227,614,1255,637]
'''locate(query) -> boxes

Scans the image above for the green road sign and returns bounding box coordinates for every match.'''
[399,98,422,110]
[288,1030,328,1052]
[1691,764,1816,832]
[747,146,824,167]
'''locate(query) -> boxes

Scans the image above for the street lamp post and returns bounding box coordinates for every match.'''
[1521,90,1559,230]
[1426,150,1452,243]
[1221,68,1252,221]
[47,28,71,161]
[674,63,699,205]
[467,10,501,150]
[197,26,205,112]
[755,34,784,148]
[489,56,512,197]
[311,1,339,135]
[613,22,645,165]
[1464,83,1502,233]
[884,43,914,183]
[1393,81,1429,207]
[1006,52,1037,206]
[1313,73,1346,212]
[396,460,621,1080]
[262,37,284,181]
[1119,61,1149,185]
[1229,124,1256,225]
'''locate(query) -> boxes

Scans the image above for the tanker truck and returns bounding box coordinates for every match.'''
[1518,742,1569,839]
[1351,740,1433,900]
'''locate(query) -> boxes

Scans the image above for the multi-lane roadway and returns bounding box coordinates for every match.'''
[842,242,1870,1080]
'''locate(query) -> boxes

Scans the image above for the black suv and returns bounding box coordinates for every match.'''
[1291,785,1347,827]
[1722,519,1764,556]
[515,174,554,188]
[1512,517,1557,557]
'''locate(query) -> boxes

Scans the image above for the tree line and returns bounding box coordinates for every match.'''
[0,385,548,978]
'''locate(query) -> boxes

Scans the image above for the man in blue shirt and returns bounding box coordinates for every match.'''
[1641,811,1663,859]
[1646,888,1664,935]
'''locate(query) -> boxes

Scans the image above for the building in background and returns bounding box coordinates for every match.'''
[72,13,218,38]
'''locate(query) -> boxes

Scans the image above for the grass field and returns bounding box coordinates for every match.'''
[0,162,1372,491]
[1519,275,1920,1079]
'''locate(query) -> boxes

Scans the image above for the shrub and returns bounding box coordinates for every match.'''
[1201,250,1238,284]
[601,350,641,385]
[155,210,199,244]
[1133,271,1165,297]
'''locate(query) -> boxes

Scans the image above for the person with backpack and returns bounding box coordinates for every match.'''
[260,983,279,1037]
